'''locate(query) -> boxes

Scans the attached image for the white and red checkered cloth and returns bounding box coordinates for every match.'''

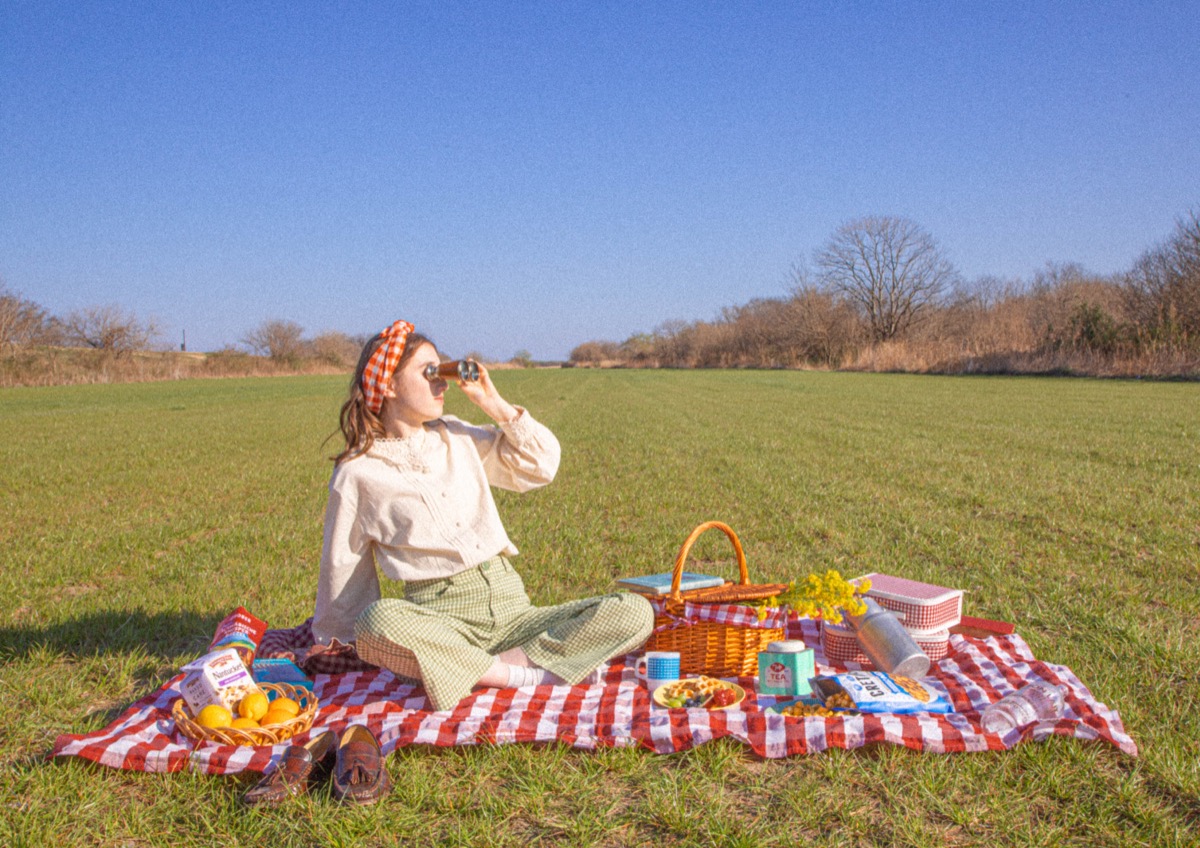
[648,597,790,633]
[51,617,1136,774]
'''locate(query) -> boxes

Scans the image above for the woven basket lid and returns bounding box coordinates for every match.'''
[664,521,787,606]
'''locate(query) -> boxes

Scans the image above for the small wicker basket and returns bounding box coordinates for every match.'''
[644,521,789,677]
[172,682,317,747]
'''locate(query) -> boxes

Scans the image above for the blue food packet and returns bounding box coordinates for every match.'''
[811,671,953,714]
[252,658,314,693]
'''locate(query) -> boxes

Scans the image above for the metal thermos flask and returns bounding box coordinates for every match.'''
[424,359,480,382]
[846,598,931,679]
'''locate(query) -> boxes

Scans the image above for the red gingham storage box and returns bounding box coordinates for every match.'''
[820,619,950,667]
[854,573,963,632]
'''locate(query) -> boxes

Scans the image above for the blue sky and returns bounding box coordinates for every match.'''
[3,2,1198,360]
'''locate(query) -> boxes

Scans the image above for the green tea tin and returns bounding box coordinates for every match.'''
[757,640,815,697]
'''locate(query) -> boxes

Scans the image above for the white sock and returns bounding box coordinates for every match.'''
[505,664,555,688]
[504,662,610,688]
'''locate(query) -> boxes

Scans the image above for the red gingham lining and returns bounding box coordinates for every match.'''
[51,616,1137,773]
[648,598,788,633]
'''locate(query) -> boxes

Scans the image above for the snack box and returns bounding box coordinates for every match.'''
[854,573,963,632]
[821,619,950,666]
[252,658,314,694]
[180,648,257,714]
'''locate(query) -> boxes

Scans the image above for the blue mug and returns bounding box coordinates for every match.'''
[636,651,681,692]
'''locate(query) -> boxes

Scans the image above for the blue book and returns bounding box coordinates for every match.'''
[616,571,727,596]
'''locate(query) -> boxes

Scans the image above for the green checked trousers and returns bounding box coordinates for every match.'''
[354,556,655,711]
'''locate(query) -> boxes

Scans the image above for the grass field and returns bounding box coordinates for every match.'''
[2,369,1198,847]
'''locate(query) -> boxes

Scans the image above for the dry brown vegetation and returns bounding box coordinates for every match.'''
[5,210,1198,386]
[571,211,1200,379]
[0,347,353,388]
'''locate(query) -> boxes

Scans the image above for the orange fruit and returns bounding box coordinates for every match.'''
[238,690,270,722]
[231,717,260,730]
[195,704,233,730]
[269,697,301,718]
[260,708,295,727]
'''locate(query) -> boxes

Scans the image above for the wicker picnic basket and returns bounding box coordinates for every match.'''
[172,682,317,747]
[644,521,789,677]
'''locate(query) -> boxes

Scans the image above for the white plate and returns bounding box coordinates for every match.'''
[652,681,746,710]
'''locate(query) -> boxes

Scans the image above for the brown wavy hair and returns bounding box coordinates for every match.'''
[332,330,435,464]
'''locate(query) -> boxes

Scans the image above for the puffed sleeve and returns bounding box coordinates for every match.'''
[450,408,561,492]
[312,463,381,645]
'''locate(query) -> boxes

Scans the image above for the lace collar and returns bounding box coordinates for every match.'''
[367,428,431,473]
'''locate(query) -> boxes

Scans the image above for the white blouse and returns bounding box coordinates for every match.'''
[312,409,561,645]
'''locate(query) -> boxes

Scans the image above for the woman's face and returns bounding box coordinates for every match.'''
[382,342,446,428]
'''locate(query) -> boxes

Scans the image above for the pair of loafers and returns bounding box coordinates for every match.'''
[242,724,391,807]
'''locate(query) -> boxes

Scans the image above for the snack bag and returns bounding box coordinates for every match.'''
[811,671,953,715]
[208,607,267,668]
[180,648,259,714]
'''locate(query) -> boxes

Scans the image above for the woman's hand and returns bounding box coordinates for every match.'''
[456,362,520,423]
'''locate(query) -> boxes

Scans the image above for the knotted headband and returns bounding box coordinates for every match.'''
[361,319,415,414]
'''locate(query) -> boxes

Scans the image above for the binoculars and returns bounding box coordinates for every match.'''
[423,359,481,382]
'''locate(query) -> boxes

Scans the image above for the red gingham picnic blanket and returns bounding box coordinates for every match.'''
[51,616,1137,774]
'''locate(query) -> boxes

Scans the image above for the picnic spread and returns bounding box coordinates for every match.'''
[52,525,1137,777]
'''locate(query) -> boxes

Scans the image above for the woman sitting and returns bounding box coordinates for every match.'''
[311,320,653,711]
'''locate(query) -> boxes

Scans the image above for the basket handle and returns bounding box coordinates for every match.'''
[670,521,749,603]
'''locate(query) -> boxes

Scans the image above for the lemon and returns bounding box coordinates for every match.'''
[260,708,295,727]
[231,716,260,730]
[270,697,301,718]
[238,690,270,722]
[195,704,233,730]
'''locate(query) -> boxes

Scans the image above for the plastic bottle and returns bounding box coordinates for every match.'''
[980,681,1066,733]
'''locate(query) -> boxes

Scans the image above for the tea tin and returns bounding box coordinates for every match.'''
[757,640,815,697]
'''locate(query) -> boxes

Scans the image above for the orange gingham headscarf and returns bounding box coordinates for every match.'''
[361,320,415,414]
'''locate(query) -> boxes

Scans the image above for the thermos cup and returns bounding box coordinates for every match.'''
[846,598,931,679]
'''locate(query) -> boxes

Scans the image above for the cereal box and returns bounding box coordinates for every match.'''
[180,648,257,714]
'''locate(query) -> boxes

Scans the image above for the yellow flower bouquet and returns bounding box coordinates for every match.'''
[755,570,870,623]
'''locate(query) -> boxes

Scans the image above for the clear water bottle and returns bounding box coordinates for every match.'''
[980,681,1066,733]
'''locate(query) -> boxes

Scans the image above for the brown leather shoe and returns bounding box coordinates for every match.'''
[241,730,336,807]
[331,724,391,805]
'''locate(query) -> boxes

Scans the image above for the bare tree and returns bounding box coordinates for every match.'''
[569,340,621,365]
[309,331,360,367]
[816,216,959,342]
[0,284,55,352]
[243,319,305,361]
[1124,209,1200,342]
[64,305,159,354]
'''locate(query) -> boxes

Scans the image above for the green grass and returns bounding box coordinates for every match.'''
[1,370,1198,847]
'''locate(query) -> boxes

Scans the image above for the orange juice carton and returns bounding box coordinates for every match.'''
[180,648,258,714]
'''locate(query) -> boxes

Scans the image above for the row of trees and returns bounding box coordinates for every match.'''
[0,293,370,368]
[570,211,1200,373]
[0,299,160,356]
[0,297,524,374]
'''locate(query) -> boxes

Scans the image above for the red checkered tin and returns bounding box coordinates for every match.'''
[854,573,963,632]
[820,619,950,666]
